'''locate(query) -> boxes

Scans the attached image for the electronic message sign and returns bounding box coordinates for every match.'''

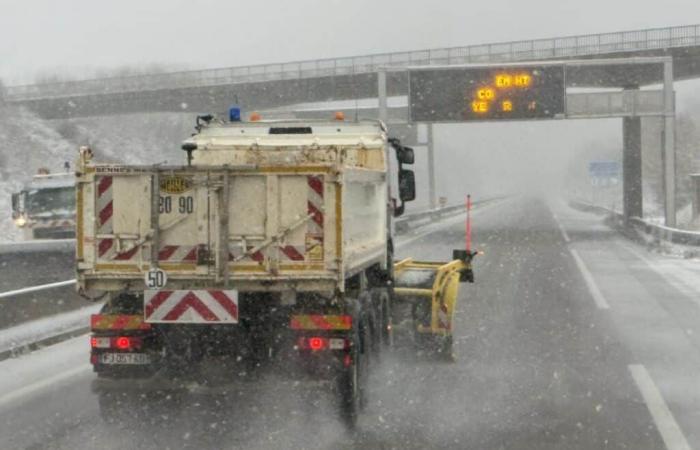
[409,65,566,122]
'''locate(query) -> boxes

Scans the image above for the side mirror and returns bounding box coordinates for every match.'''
[398,146,414,165]
[398,169,416,202]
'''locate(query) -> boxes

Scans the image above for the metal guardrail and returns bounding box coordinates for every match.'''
[0,239,74,256]
[395,203,470,233]
[570,200,700,246]
[4,24,700,101]
[0,280,76,300]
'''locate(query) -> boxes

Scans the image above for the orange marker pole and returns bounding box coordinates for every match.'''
[466,195,472,253]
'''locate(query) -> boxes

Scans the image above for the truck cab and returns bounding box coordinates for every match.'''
[12,170,76,240]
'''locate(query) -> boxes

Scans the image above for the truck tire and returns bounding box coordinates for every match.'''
[370,287,393,353]
[338,313,370,430]
[364,291,382,360]
[377,288,393,347]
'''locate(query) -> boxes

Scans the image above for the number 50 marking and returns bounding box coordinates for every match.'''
[145,269,167,289]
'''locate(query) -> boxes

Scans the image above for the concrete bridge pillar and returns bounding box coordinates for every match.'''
[623,116,643,221]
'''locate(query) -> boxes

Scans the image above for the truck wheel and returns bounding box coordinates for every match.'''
[364,291,381,360]
[338,315,370,430]
[379,289,393,347]
[338,357,360,429]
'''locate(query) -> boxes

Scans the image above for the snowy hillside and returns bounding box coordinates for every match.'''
[0,106,75,241]
[0,105,194,242]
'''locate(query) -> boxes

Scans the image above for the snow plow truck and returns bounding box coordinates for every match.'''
[76,109,476,428]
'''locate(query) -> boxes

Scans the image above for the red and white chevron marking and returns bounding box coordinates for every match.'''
[96,176,115,259]
[229,245,265,263]
[279,245,305,262]
[94,176,144,261]
[144,290,238,324]
[306,174,324,262]
[307,175,324,235]
[158,245,198,263]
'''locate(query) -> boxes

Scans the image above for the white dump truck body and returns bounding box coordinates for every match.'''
[76,120,389,294]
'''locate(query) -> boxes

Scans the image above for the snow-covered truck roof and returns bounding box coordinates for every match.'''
[183,119,387,150]
[25,173,74,190]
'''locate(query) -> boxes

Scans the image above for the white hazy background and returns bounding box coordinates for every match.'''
[1,0,700,240]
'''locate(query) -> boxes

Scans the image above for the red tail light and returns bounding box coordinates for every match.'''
[308,337,325,351]
[297,337,350,351]
[115,337,131,350]
[91,335,142,350]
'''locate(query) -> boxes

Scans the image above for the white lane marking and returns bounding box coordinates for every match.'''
[628,364,692,450]
[552,213,571,243]
[569,249,610,309]
[0,364,91,409]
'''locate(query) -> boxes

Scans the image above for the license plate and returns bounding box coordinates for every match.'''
[99,353,151,365]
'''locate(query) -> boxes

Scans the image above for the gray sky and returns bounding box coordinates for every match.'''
[1,0,699,84]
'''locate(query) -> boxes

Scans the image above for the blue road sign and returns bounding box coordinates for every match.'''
[589,161,621,186]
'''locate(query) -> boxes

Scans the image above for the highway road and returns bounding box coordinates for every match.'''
[1,196,699,449]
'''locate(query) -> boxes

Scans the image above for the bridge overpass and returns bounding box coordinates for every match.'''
[3,24,700,119]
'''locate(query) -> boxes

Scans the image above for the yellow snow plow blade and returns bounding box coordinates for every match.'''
[393,257,472,337]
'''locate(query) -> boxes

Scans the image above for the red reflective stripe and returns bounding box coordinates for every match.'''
[182,247,198,262]
[310,315,332,330]
[114,246,139,261]
[308,201,324,228]
[229,248,263,262]
[280,246,304,261]
[163,292,218,321]
[158,245,179,261]
[97,176,112,197]
[110,315,130,330]
[289,316,302,330]
[209,291,239,320]
[91,314,107,329]
[308,176,323,197]
[251,250,264,262]
[340,315,352,329]
[99,200,113,225]
[98,239,114,257]
[145,290,173,319]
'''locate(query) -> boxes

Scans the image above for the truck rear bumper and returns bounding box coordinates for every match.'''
[91,372,333,395]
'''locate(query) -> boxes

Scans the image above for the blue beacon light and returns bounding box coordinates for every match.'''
[229,106,242,122]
